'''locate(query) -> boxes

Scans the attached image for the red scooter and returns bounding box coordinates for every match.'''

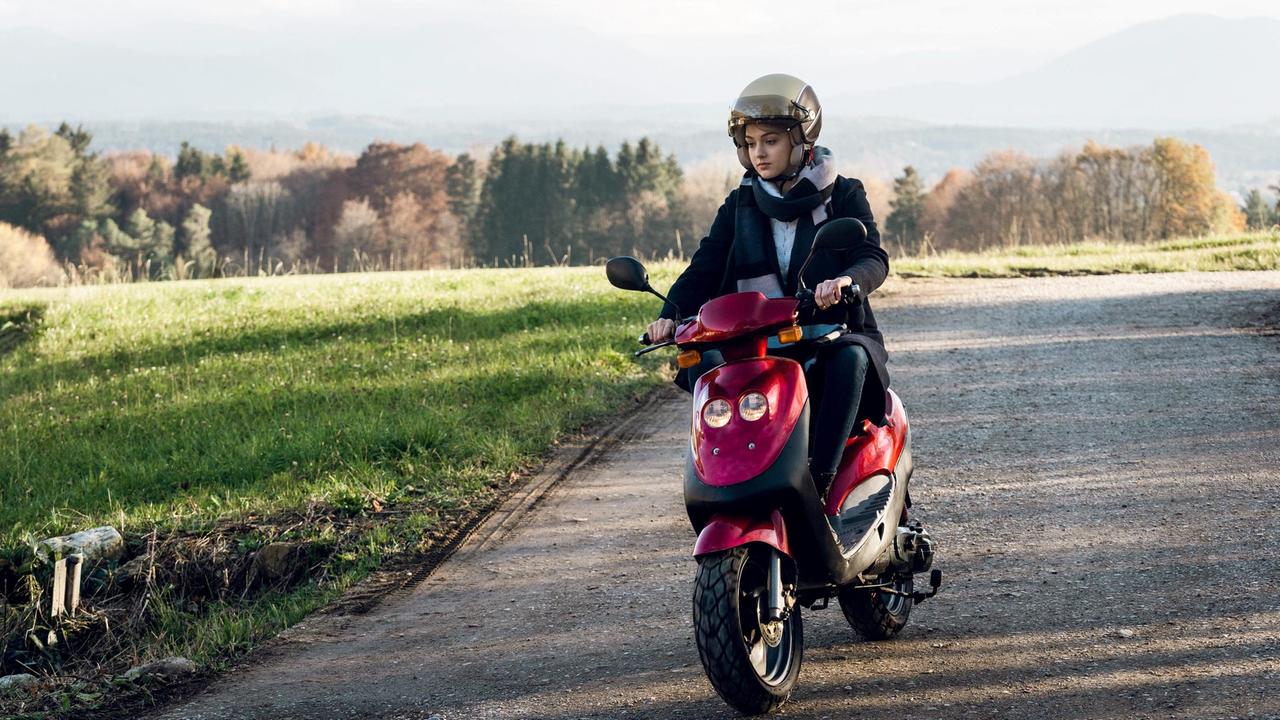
[606,218,941,715]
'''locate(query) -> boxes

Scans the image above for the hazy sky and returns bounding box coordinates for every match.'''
[6,0,1278,52]
[4,0,1280,118]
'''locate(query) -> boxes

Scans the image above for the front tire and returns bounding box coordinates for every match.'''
[693,546,803,715]
[839,573,913,640]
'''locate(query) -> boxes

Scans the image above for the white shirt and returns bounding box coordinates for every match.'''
[758,179,798,279]
[771,217,798,278]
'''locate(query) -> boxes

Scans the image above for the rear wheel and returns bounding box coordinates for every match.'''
[693,546,803,715]
[838,573,913,640]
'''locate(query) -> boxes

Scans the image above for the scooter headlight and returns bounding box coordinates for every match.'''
[738,392,768,421]
[702,398,732,428]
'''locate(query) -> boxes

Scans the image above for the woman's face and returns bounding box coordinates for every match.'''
[744,123,792,179]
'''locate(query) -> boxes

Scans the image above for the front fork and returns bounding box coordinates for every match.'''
[766,549,785,622]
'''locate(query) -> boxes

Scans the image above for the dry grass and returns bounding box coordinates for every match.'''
[891,231,1280,277]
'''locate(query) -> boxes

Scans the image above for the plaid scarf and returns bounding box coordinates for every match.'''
[733,147,837,297]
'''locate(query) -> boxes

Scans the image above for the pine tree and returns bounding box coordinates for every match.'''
[1244,189,1274,230]
[227,148,251,183]
[886,166,925,253]
[445,153,480,222]
[180,203,217,277]
[175,142,208,180]
[54,122,93,155]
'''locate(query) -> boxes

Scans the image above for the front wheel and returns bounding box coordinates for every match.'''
[693,546,803,715]
[839,573,913,640]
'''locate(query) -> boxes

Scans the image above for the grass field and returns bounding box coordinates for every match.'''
[0,266,682,550]
[892,231,1280,277]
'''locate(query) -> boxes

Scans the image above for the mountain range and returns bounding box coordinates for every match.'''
[851,14,1280,129]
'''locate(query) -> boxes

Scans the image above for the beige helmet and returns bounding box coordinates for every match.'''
[728,73,823,175]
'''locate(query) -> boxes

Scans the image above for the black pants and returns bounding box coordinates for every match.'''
[806,343,870,479]
[685,343,869,484]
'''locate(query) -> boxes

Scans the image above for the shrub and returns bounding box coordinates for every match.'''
[0,222,65,288]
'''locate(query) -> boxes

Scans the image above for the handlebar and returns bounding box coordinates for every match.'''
[796,283,860,319]
[636,316,694,356]
[636,286,859,356]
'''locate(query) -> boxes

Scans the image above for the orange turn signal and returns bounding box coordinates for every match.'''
[676,350,702,369]
[777,325,802,344]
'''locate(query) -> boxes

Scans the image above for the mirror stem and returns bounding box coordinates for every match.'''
[795,249,818,291]
[645,286,681,319]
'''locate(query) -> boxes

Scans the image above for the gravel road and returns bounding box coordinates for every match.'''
[152,271,1280,720]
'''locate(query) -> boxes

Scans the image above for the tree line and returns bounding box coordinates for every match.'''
[883,138,1263,253]
[0,124,726,286]
[0,124,1272,288]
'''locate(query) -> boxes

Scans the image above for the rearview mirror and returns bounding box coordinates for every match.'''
[797,218,869,290]
[605,256,650,292]
[812,217,868,251]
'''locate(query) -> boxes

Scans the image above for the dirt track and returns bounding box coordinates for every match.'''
[151,271,1280,720]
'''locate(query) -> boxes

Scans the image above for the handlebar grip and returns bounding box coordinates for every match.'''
[640,332,651,345]
[841,284,861,303]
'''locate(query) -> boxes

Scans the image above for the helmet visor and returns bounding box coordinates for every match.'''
[730,94,809,124]
[728,94,808,143]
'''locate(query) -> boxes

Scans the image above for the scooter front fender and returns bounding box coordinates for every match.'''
[693,509,791,558]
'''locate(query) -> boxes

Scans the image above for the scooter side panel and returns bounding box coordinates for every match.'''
[693,510,790,557]
[824,388,910,516]
[691,357,808,487]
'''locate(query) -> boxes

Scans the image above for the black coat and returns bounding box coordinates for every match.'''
[658,176,892,410]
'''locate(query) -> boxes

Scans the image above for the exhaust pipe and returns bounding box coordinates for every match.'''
[868,524,934,575]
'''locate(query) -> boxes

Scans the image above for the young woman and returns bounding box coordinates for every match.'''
[645,73,891,498]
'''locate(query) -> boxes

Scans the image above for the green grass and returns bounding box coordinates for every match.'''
[1,265,686,715]
[0,266,679,550]
[891,231,1280,277]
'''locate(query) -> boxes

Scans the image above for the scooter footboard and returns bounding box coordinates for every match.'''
[693,510,790,557]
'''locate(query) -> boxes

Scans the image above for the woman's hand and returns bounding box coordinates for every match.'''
[815,275,854,310]
[646,318,676,343]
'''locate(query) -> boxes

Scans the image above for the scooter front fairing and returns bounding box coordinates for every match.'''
[684,356,863,588]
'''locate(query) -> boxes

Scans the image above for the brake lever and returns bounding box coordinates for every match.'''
[634,340,675,357]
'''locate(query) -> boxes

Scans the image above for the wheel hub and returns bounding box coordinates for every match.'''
[759,616,783,647]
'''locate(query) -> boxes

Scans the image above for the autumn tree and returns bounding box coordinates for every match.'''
[0,222,65,288]
[1147,137,1240,239]
[928,139,1242,250]
[331,198,384,268]
[340,142,458,268]
[919,168,971,249]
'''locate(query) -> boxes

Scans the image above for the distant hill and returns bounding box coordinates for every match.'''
[852,15,1280,129]
[10,115,1277,196]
